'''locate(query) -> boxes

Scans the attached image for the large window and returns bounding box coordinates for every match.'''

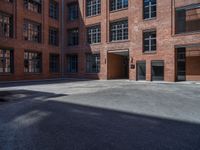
[68,3,79,21]
[24,0,42,13]
[68,28,79,46]
[0,49,14,73]
[110,0,128,11]
[67,55,78,73]
[143,30,156,52]
[24,51,42,73]
[175,4,200,34]
[86,0,101,17]
[86,53,100,73]
[49,0,59,20]
[23,20,41,43]
[49,27,59,46]
[151,61,164,81]
[87,25,101,44]
[0,12,13,38]
[143,0,156,19]
[110,19,128,41]
[49,54,59,73]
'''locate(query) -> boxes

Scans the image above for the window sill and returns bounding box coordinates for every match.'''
[173,31,200,37]
[143,51,157,55]
[108,40,130,44]
[24,73,42,75]
[0,73,13,76]
[87,43,102,46]
[86,14,101,19]
[110,7,128,13]
[143,17,156,21]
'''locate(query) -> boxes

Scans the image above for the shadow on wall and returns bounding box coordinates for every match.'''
[0,90,200,150]
[64,0,103,80]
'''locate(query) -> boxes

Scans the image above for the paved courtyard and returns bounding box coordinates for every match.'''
[0,79,200,150]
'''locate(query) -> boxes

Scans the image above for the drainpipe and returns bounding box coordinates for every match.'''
[60,0,65,79]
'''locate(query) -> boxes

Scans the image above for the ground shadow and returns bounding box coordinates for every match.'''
[0,90,200,150]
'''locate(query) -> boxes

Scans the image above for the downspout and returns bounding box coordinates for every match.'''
[61,0,65,78]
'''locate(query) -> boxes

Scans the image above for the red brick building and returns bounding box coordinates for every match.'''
[0,0,200,82]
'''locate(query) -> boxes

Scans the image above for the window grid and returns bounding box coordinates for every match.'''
[143,0,156,19]
[110,20,128,41]
[68,28,79,46]
[49,54,59,73]
[0,12,13,38]
[68,3,79,21]
[110,0,128,11]
[0,49,13,73]
[24,0,42,13]
[23,20,41,43]
[86,54,100,73]
[67,55,78,73]
[87,25,101,44]
[49,0,59,20]
[143,30,156,52]
[86,0,101,17]
[24,51,42,73]
[49,27,59,46]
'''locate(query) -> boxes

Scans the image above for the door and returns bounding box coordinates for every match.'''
[137,61,146,80]
[177,48,186,81]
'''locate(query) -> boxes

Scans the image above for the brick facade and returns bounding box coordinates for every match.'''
[0,0,200,82]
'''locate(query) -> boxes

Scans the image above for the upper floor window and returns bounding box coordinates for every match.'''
[4,0,13,2]
[143,30,156,52]
[0,12,13,38]
[110,0,128,11]
[24,0,42,13]
[87,25,101,44]
[49,54,60,73]
[110,19,128,41]
[175,3,200,34]
[49,0,59,20]
[23,20,41,43]
[86,53,100,73]
[24,51,42,73]
[143,0,156,19]
[68,28,79,46]
[86,0,101,17]
[68,3,79,21]
[0,49,14,73]
[49,27,59,46]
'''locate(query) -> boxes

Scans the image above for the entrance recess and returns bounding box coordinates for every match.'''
[107,50,129,79]
[137,61,146,80]
[176,45,200,81]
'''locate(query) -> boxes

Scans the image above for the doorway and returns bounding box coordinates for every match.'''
[137,61,146,80]
[107,50,129,79]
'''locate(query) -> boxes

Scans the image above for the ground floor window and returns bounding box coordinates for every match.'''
[67,55,78,73]
[86,53,100,73]
[24,51,42,73]
[0,49,14,73]
[151,60,164,81]
[137,61,146,80]
[49,54,59,73]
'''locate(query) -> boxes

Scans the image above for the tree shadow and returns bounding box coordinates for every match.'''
[0,91,200,150]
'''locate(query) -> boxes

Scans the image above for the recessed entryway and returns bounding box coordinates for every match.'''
[107,50,129,79]
[136,61,146,81]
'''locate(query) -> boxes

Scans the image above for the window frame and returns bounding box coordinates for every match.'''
[66,54,78,73]
[49,27,59,46]
[68,2,79,21]
[143,29,157,53]
[49,0,59,20]
[67,28,79,46]
[110,19,128,42]
[86,53,100,73]
[143,0,157,20]
[87,24,101,44]
[0,48,14,74]
[110,0,128,12]
[0,11,13,38]
[24,0,42,14]
[86,0,101,17]
[49,53,60,73]
[24,51,42,73]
